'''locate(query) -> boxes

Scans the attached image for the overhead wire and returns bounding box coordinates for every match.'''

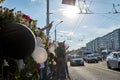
[66,0,87,41]
[66,0,120,49]
[72,0,93,35]
[70,1,85,38]
[70,0,120,43]
[92,3,120,28]
[66,0,91,42]
[72,0,120,34]
[50,0,120,42]
[96,14,120,28]
[72,0,87,33]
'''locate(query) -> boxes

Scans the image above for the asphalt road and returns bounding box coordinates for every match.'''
[68,61,120,80]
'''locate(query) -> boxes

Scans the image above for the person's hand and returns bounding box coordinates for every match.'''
[49,21,54,29]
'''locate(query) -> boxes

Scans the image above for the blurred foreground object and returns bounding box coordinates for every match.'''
[32,46,48,63]
[0,23,36,59]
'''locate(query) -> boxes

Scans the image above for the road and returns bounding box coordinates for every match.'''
[68,61,120,80]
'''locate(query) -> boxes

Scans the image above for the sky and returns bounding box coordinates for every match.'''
[1,0,120,51]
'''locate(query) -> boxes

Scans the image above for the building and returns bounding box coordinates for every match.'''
[86,28,120,52]
[86,37,102,52]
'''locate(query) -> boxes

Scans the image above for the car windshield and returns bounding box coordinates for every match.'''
[87,55,95,58]
[71,55,81,58]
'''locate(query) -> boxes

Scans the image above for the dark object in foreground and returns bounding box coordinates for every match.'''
[0,23,36,59]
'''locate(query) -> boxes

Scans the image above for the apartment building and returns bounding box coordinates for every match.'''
[86,28,120,52]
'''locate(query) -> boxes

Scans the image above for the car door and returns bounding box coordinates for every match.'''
[112,53,118,68]
[107,53,114,67]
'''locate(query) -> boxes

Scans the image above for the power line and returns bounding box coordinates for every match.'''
[70,1,120,42]
[72,0,93,35]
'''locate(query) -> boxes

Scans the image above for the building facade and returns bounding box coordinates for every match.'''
[86,28,120,52]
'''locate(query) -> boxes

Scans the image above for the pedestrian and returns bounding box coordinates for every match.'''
[54,42,67,79]
[61,41,71,80]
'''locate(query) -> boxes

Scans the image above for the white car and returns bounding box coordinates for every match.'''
[70,55,84,66]
[106,52,120,69]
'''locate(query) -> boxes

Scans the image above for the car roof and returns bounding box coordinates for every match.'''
[70,55,82,58]
[111,52,120,54]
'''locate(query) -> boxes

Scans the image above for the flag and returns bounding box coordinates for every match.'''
[62,0,76,6]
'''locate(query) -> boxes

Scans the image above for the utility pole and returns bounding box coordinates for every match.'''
[44,0,49,80]
[46,0,49,37]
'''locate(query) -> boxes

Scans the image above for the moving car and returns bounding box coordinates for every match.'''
[84,54,98,63]
[106,52,120,69]
[70,55,84,66]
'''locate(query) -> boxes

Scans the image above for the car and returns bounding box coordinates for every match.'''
[94,54,103,61]
[70,55,84,66]
[84,54,98,63]
[106,52,120,69]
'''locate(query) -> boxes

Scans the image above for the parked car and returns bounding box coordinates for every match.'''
[106,52,120,69]
[84,54,98,63]
[94,54,103,61]
[70,55,84,66]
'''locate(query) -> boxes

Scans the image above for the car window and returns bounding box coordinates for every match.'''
[113,54,117,58]
[108,53,113,57]
[87,56,93,58]
[71,55,81,58]
[118,53,120,58]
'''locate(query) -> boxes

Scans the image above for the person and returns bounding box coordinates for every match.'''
[34,21,54,37]
[54,42,67,79]
[62,41,71,80]
[54,41,71,80]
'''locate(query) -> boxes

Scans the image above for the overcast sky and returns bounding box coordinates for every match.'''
[1,0,120,50]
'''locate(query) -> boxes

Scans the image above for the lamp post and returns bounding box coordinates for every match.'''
[55,21,63,41]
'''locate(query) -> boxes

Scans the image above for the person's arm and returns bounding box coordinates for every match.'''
[40,21,54,31]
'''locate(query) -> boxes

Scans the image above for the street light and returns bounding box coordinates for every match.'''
[55,21,63,41]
